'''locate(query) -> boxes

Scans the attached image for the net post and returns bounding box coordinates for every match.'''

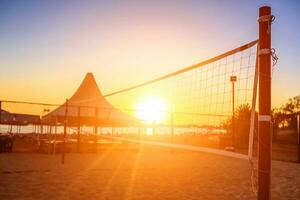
[61,99,68,164]
[258,6,272,200]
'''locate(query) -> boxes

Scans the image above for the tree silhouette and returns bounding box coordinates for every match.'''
[222,104,256,148]
[273,95,300,130]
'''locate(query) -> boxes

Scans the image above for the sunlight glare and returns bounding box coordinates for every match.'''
[146,128,153,136]
[135,96,168,124]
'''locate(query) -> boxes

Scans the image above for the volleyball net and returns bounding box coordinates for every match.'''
[104,40,258,149]
[102,39,261,194]
[0,6,278,198]
[0,40,259,149]
[0,36,275,198]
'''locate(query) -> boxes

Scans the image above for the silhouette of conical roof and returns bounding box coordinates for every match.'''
[68,72,111,107]
[43,73,139,126]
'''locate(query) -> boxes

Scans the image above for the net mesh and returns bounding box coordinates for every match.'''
[102,40,259,194]
[0,41,259,144]
[105,41,258,130]
[0,40,260,194]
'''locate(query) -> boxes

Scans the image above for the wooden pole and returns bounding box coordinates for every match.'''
[94,107,98,153]
[53,116,57,154]
[258,6,272,200]
[48,117,53,154]
[49,120,52,135]
[297,114,300,163]
[0,101,2,125]
[77,106,81,153]
[40,118,43,134]
[61,99,68,164]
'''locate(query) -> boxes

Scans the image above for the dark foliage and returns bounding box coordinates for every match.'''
[222,104,257,148]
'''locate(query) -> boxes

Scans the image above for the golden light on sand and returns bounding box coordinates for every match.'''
[135,96,168,124]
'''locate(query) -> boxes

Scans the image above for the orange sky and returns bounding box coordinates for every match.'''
[0,1,299,115]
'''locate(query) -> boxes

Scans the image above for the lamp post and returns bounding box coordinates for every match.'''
[230,75,237,149]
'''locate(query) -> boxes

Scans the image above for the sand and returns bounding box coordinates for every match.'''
[0,144,299,200]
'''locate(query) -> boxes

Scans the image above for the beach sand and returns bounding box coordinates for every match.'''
[0,144,299,200]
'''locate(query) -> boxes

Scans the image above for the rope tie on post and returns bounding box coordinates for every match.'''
[257,15,278,75]
[258,15,275,34]
[258,48,278,77]
[270,48,278,75]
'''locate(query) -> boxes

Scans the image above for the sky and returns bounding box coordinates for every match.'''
[0,0,299,110]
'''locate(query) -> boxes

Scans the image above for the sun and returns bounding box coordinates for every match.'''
[135,96,168,124]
